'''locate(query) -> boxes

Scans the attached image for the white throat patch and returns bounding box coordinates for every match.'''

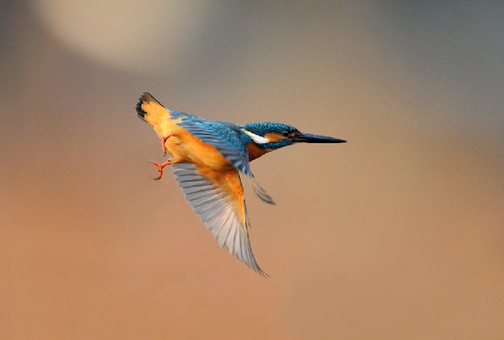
[242,129,270,144]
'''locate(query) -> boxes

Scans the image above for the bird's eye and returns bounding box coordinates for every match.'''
[281,130,290,137]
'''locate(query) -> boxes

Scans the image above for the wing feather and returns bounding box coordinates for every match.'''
[172,162,267,276]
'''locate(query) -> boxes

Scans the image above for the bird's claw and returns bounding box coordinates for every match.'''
[151,160,171,180]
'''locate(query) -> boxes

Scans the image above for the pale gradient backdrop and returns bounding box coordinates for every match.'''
[1,1,504,339]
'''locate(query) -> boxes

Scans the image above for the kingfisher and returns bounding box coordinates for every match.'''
[136,92,346,276]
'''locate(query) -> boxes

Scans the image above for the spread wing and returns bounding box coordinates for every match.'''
[172,162,268,276]
[177,117,274,204]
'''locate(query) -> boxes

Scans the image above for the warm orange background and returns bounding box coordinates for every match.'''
[1,1,504,339]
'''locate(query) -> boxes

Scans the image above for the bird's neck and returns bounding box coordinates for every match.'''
[246,142,271,162]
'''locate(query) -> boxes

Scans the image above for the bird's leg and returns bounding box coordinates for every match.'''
[158,131,173,156]
[151,131,173,180]
[151,160,171,180]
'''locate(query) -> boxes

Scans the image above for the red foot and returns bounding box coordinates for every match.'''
[158,131,174,156]
[152,160,171,180]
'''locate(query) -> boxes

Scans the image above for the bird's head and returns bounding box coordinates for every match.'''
[242,122,346,150]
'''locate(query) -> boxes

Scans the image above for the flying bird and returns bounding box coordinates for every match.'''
[136,92,346,276]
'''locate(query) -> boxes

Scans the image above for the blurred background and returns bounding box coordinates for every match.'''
[1,1,503,339]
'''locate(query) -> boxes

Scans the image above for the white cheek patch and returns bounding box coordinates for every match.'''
[242,129,270,144]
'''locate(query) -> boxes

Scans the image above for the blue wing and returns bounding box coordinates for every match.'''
[177,117,250,175]
[177,116,274,204]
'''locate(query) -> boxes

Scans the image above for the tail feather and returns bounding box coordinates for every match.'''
[136,92,172,135]
[136,92,162,121]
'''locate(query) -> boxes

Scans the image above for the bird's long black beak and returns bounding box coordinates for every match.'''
[294,133,347,143]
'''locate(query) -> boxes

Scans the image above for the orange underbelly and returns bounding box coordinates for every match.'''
[165,123,233,171]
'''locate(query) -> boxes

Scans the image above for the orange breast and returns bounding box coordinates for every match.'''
[164,118,233,171]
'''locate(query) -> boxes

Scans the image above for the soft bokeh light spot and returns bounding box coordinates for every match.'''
[32,0,216,74]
